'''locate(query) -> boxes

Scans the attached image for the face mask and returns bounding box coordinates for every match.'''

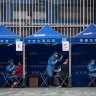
[64,62,67,64]
[54,54,58,57]
[91,62,95,64]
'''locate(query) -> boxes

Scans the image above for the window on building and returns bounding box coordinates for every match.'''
[31,6,46,20]
[13,5,46,21]
[85,7,93,20]
[0,4,4,20]
[33,9,46,20]
[55,5,93,24]
[13,6,28,19]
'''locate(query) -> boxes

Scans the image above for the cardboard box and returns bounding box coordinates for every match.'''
[29,75,38,87]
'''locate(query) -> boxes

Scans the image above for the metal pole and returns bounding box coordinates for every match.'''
[93,0,94,24]
[68,43,72,87]
[23,43,26,87]
[70,0,71,37]
[19,0,21,37]
[83,0,85,30]
[69,43,71,75]
[0,0,0,24]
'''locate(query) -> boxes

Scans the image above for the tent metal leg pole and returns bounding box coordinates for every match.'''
[23,43,26,88]
[68,43,72,87]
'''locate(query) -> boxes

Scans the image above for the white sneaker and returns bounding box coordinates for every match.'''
[49,86,54,88]
[56,86,62,88]
[12,82,17,87]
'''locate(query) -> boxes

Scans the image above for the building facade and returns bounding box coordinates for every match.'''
[0,0,96,37]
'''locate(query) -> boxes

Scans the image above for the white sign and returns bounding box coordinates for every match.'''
[62,41,69,51]
[83,32,92,35]
[16,41,23,51]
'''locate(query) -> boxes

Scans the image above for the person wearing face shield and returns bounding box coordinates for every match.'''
[87,60,96,77]
[5,59,16,87]
[46,51,63,87]
[6,59,16,79]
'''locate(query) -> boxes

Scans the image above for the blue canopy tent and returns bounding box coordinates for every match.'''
[0,25,23,87]
[0,25,22,44]
[24,24,71,87]
[71,24,96,86]
[71,24,96,44]
[25,24,70,44]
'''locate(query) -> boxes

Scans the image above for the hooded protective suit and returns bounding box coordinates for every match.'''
[6,65,16,78]
[87,63,96,77]
[46,55,62,77]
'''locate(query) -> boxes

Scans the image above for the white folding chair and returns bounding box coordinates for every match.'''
[13,76,23,87]
[40,71,48,87]
[87,76,96,86]
[60,73,68,87]
[86,69,96,86]
[1,72,10,87]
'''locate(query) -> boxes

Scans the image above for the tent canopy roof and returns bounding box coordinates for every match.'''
[0,25,22,44]
[71,24,96,43]
[25,24,70,43]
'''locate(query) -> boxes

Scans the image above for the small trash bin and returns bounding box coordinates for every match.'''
[29,75,38,87]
